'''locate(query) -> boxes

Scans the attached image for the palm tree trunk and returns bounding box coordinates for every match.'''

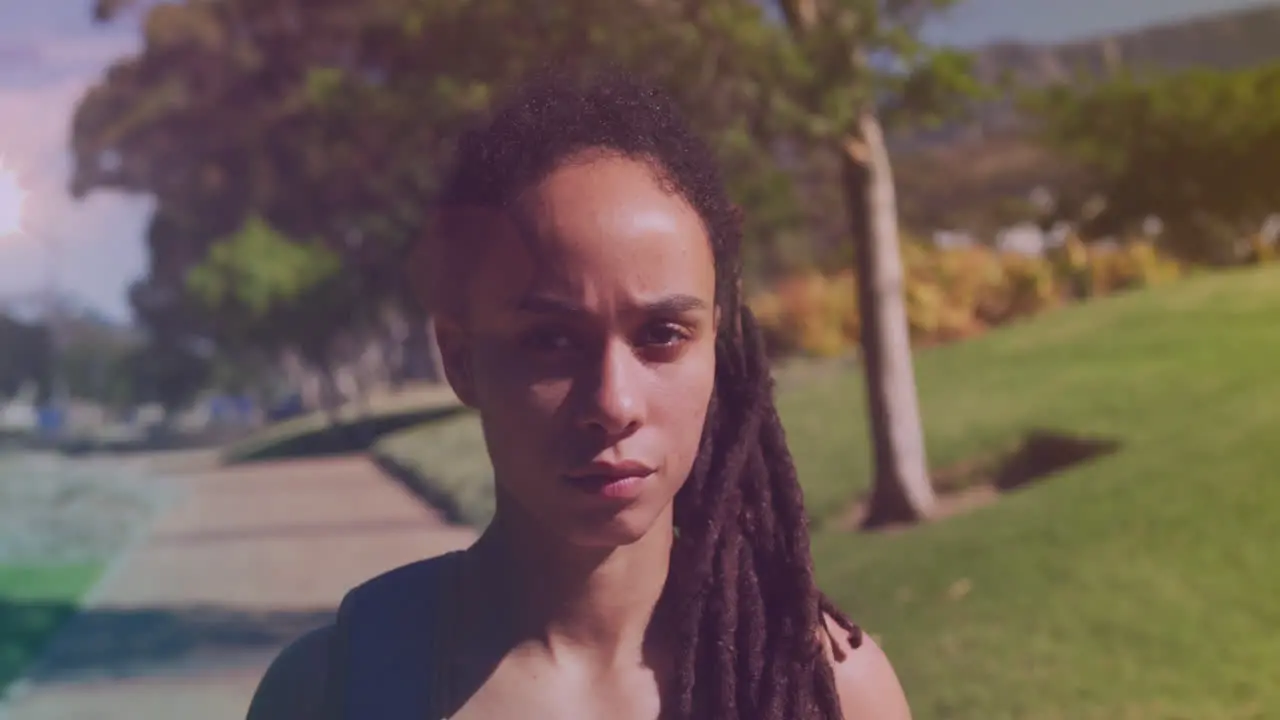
[840,111,937,528]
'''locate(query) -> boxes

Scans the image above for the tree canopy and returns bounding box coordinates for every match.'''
[1026,62,1280,263]
[75,0,814,376]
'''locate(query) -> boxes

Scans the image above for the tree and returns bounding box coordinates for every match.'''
[769,0,980,527]
[77,0,806,397]
[1025,63,1280,264]
[119,338,212,416]
[0,313,52,401]
[75,0,446,395]
[80,0,976,526]
[186,215,364,417]
[185,217,346,369]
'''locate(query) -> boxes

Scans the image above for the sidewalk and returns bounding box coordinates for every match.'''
[1,455,477,720]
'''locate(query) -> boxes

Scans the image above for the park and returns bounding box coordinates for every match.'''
[3,1,1280,718]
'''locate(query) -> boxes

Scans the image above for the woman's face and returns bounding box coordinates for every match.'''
[439,152,718,548]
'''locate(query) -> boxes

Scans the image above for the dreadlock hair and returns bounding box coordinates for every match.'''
[426,68,863,720]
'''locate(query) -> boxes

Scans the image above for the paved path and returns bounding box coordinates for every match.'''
[1,455,477,720]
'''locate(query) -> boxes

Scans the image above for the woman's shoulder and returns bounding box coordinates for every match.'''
[245,552,462,720]
[821,614,913,720]
[246,624,336,720]
[342,551,458,609]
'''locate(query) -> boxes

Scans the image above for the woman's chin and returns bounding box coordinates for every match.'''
[560,507,669,549]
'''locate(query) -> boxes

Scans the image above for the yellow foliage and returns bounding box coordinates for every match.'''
[748,234,1182,358]
[1047,233,1092,299]
[1064,233,1089,272]
[1084,240,1182,296]
[828,270,860,343]
[1123,239,1182,286]
[750,271,852,357]
[906,280,944,338]
[1248,234,1277,264]
[1003,254,1060,318]
[933,247,1007,327]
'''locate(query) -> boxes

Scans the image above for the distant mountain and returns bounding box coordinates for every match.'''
[901,2,1280,149]
[970,2,1280,87]
[923,0,1278,48]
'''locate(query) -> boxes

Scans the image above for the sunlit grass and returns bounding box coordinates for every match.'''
[0,563,101,694]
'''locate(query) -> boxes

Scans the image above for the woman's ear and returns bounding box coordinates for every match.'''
[434,316,478,408]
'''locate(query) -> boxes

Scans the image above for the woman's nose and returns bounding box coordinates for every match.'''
[577,339,645,438]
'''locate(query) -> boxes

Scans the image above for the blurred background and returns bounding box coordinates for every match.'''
[2,1,1279,718]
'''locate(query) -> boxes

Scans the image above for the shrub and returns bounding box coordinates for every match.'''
[748,234,1184,359]
[933,247,1007,332]
[828,269,860,344]
[1121,239,1182,287]
[1082,240,1181,296]
[1047,234,1092,299]
[1014,254,1061,315]
[750,271,848,358]
[1247,233,1278,264]
[748,288,790,356]
[905,279,945,339]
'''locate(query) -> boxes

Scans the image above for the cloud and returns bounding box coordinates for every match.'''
[0,67,152,322]
[0,30,138,89]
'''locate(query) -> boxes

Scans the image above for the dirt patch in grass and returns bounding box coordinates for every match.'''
[844,429,1121,532]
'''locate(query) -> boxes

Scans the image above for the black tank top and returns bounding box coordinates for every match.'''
[327,552,459,719]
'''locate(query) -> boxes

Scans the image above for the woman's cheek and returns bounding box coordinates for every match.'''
[655,348,716,432]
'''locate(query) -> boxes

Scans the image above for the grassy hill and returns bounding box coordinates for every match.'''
[800,264,1280,717]
[377,263,1280,717]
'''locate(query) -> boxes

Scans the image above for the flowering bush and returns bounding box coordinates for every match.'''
[751,239,1185,357]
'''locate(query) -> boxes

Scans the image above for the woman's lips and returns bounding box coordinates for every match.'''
[563,460,656,499]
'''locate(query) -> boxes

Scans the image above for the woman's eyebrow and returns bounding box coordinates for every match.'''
[515,293,707,316]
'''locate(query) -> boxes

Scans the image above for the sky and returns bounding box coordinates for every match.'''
[922,0,1278,45]
[0,2,150,322]
[0,0,1274,323]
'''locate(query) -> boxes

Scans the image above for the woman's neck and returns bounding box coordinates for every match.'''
[467,505,674,670]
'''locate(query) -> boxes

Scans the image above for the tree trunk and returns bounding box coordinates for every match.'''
[840,112,937,528]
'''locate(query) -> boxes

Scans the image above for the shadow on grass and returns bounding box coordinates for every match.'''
[2,601,334,686]
[855,429,1122,531]
[932,428,1122,495]
[992,429,1121,492]
[371,453,476,528]
[0,600,79,692]
[56,430,242,458]
[226,405,466,465]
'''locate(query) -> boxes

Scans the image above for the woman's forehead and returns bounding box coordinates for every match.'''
[461,157,716,316]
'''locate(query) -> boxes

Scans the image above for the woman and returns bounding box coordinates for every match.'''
[247,71,910,719]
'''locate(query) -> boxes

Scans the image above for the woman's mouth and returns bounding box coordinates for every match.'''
[563,461,656,499]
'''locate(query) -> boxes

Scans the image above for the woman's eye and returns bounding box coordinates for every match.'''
[521,327,575,353]
[638,323,688,348]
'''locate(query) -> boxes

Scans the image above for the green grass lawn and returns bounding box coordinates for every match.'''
[806,265,1280,718]
[0,563,101,695]
[373,410,495,527]
[376,264,1280,718]
[223,383,464,464]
